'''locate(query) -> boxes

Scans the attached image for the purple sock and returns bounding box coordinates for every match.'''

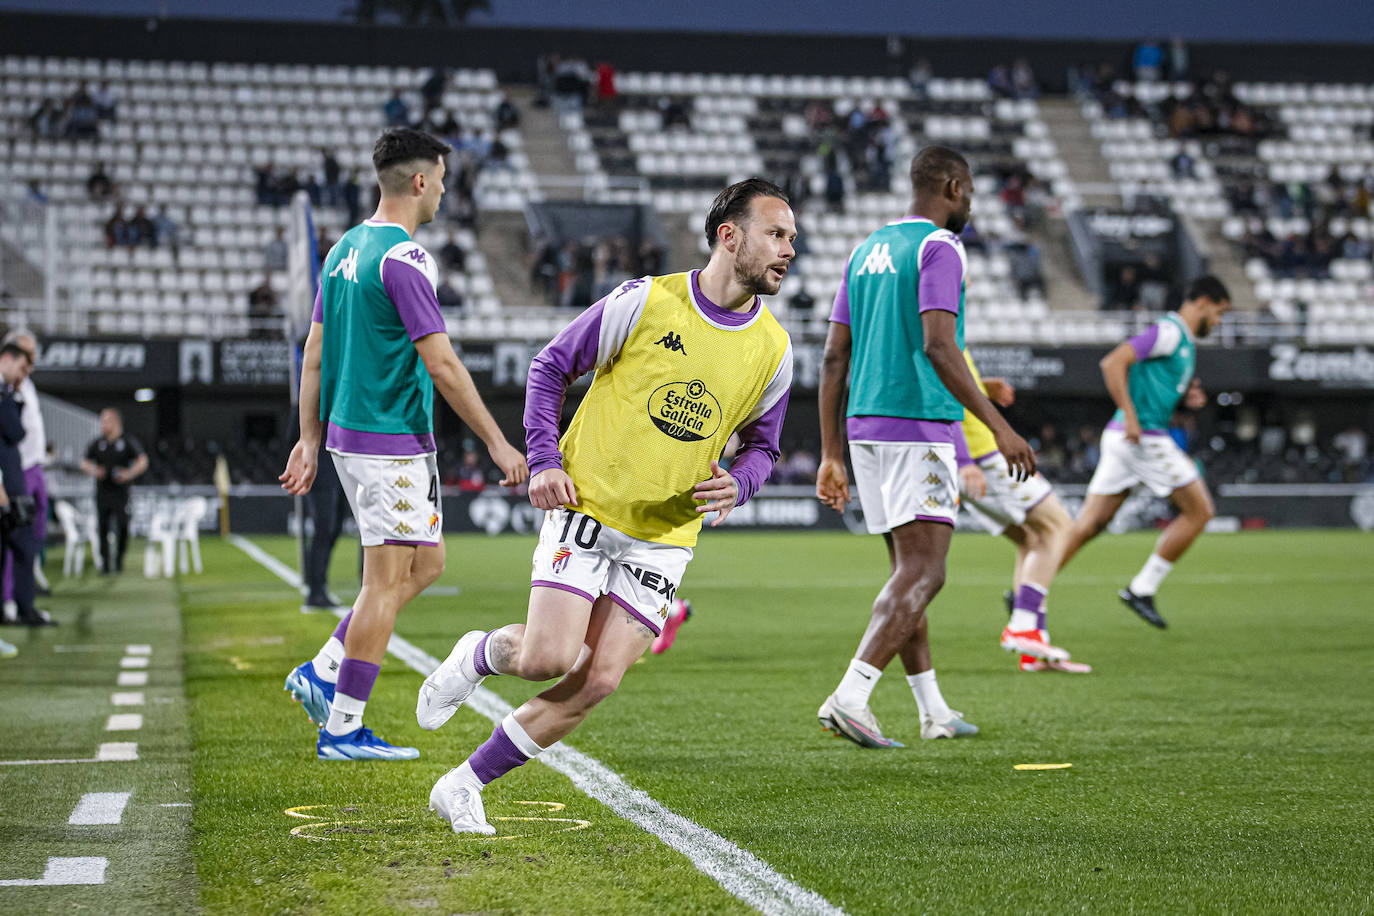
[473,630,497,678]
[1014,584,1048,630]
[335,658,380,702]
[468,723,530,785]
[331,611,352,643]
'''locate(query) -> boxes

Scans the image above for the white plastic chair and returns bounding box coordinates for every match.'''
[143,502,176,578]
[175,496,209,575]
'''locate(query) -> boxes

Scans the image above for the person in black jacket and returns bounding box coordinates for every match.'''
[0,343,49,627]
[79,408,148,574]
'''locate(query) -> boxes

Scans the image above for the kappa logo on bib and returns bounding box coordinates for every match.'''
[647,379,722,442]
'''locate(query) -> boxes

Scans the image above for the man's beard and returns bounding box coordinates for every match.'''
[732,235,776,296]
[946,207,969,235]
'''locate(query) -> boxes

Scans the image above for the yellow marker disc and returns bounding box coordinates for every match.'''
[1013,763,1073,771]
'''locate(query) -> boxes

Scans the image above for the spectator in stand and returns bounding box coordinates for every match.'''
[1134,40,1164,81]
[64,82,99,139]
[436,277,463,310]
[315,226,334,268]
[1171,149,1196,178]
[92,80,117,120]
[103,206,132,248]
[25,181,47,206]
[87,161,114,201]
[1011,58,1038,100]
[528,232,558,300]
[129,206,156,248]
[456,450,486,492]
[421,67,448,115]
[254,163,278,206]
[153,205,180,256]
[1106,265,1142,310]
[342,170,362,226]
[28,98,61,139]
[384,89,410,127]
[595,62,617,105]
[1333,426,1368,481]
[486,134,512,170]
[264,226,288,272]
[440,230,467,272]
[908,58,932,99]
[660,96,690,130]
[248,274,279,338]
[320,148,341,207]
[494,93,520,130]
[988,64,1013,99]
[553,57,591,111]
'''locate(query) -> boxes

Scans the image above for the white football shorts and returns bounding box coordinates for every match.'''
[530,507,692,637]
[849,440,959,533]
[1087,428,1200,498]
[330,450,441,548]
[960,451,1055,535]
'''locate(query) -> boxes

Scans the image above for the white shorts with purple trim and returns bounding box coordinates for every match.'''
[850,440,959,533]
[960,451,1055,535]
[1088,428,1199,498]
[330,450,441,548]
[530,507,692,637]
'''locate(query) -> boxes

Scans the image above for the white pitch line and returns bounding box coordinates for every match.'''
[119,656,149,669]
[125,644,152,655]
[230,533,846,916]
[105,714,143,731]
[0,857,107,886]
[0,742,138,766]
[160,803,192,808]
[69,792,132,825]
[117,671,148,687]
[112,692,145,706]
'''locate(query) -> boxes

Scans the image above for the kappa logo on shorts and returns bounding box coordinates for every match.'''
[657,604,669,621]
[389,458,415,466]
[394,475,414,488]
[393,499,414,512]
[394,522,415,535]
[924,449,941,462]
[551,546,572,574]
[923,495,944,509]
[923,472,942,485]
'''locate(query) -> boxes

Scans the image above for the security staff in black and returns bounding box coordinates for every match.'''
[0,343,48,626]
[80,407,148,574]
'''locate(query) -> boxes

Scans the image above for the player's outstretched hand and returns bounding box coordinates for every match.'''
[959,464,987,500]
[994,428,1037,482]
[694,459,738,527]
[529,468,577,510]
[983,377,1016,407]
[815,456,850,513]
[490,441,529,488]
[279,440,318,495]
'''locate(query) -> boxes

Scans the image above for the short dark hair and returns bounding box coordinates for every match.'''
[372,127,451,191]
[0,342,30,363]
[910,145,970,197]
[704,178,789,249]
[1185,274,1230,304]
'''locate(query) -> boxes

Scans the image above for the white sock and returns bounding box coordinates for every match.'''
[452,760,484,791]
[1130,554,1173,597]
[833,658,882,708]
[324,692,365,737]
[502,713,547,758]
[311,636,345,683]
[907,669,952,722]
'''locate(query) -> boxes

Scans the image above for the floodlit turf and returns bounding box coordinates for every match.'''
[8,529,1374,914]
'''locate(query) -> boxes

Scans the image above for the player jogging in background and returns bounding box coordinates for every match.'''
[1058,275,1231,629]
[279,127,528,761]
[815,146,1036,748]
[417,178,795,834]
[955,349,1091,674]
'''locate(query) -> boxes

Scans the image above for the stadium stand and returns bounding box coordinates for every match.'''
[0,56,532,335]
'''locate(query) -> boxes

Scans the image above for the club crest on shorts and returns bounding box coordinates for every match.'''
[552,546,572,574]
[428,513,440,535]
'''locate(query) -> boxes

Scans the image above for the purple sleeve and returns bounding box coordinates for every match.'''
[917,241,963,314]
[311,286,323,323]
[524,297,608,475]
[1127,324,1160,361]
[829,253,853,325]
[381,260,446,341]
[953,423,973,468]
[728,390,790,506]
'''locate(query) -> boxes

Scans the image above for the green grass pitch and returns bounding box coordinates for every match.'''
[2,529,1372,914]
